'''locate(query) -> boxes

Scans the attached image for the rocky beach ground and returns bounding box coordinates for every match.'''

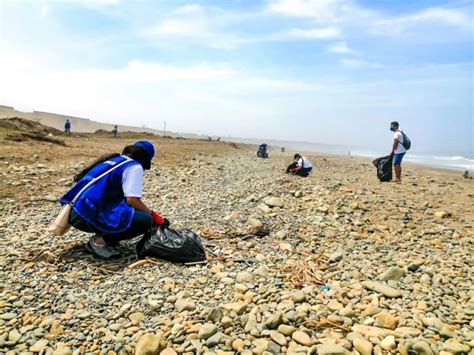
[0,131,473,355]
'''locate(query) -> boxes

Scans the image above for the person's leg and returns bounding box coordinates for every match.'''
[393,153,405,182]
[102,210,153,245]
[295,167,311,177]
[69,209,96,233]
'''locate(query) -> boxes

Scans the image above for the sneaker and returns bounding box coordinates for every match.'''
[85,238,121,259]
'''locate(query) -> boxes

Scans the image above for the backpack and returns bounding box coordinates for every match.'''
[400,131,411,150]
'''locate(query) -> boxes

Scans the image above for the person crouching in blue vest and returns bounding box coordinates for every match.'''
[60,141,169,259]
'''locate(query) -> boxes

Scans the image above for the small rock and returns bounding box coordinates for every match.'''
[175,298,196,312]
[208,307,223,323]
[291,290,306,303]
[278,324,296,336]
[380,335,396,351]
[442,339,470,354]
[327,300,343,312]
[270,330,287,346]
[160,348,177,355]
[264,196,284,208]
[361,281,403,298]
[198,323,218,340]
[135,333,162,355]
[30,339,49,353]
[232,338,245,352]
[413,340,433,355]
[353,338,373,355]
[380,266,407,281]
[318,343,348,355]
[220,316,233,328]
[129,312,145,325]
[8,329,21,343]
[236,271,252,283]
[248,218,263,230]
[329,251,343,262]
[375,312,399,330]
[206,332,225,347]
[292,331,312,346]
[434,211,451,219]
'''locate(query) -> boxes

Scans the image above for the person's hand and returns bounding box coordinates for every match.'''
[151,211,171,227]
[151,211,165,225]
[389,151,394,156]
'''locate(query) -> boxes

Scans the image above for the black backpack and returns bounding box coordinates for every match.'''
[400,131,411,150]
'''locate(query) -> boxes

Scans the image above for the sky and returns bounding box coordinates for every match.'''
[0,0,472,155]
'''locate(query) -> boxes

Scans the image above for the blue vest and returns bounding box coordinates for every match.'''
[60,155,140,234]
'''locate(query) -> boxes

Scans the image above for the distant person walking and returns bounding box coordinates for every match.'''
[286,153,313,177]
[390,121,408,183]
[64,119,71,136]
[112,125,118,138]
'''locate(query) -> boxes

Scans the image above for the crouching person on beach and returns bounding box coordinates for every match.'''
[286,153,313,177]
[59,141,169,259]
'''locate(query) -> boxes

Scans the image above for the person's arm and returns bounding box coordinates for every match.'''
[391,139,398,155]
[125,197,152,214]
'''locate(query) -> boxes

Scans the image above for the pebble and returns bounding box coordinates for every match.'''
[175,298,196,312]
[198,324,218,340]
[380,335,396,351]
[317,343,348,355]
[135,333,162,355]
[353,337,373,355]
[291,331,312,346]
[361,281,403,298]
[29,339,49,353]
[442,339,471,353]
[269,330,287,346]
[380,266,407,281]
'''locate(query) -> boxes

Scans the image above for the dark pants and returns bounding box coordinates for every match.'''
[69,208,153,245]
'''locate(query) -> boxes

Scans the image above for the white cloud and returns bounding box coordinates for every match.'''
[144,19,206,37]
[372,7,472,34]
[266,0,338,21]
[282,27,341,39]
[339,58,387,69]
[328,41,354,54]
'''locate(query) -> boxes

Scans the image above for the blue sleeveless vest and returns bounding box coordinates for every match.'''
[60,155,140,234]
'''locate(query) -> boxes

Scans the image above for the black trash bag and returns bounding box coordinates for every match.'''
[373,155,393,182]
[136,226,206,262]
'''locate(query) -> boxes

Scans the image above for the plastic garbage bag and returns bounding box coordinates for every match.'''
[373,155,393,182]
[136,226,206,262]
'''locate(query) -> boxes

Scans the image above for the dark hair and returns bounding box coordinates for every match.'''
[73,145,152,182]
[390,121,399,128]
[74,153,120,182]
[294,153,301,160]
[122,145,152,170]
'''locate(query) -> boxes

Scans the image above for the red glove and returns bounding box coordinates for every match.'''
[151,211,164,225]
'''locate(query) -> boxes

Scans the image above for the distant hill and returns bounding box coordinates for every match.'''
[0,105,170,136]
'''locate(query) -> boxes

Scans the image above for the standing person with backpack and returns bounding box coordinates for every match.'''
[389,121,410,183]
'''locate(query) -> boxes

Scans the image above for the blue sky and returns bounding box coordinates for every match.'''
[0,0,472,155]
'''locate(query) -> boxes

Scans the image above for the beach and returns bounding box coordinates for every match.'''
[0,126,473,354]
